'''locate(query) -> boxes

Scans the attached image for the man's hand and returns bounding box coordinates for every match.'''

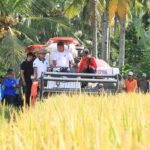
[87,55,91,59]
[70,59,75,68]
[52,60,57,68]
[12,84,17,88]
[22,81,26,87]
[70,63,75,68]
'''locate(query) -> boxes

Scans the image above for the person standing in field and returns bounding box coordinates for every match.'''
[31,49,50,105]
[3,69,17,105]
[125,71,138,93]
[0,76,3,84]
[138,73,149,93]
[33,49,50,80]
[20,52,34,106]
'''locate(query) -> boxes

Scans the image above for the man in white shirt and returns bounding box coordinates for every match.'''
[52,41,74,70]
[33,49,50,80]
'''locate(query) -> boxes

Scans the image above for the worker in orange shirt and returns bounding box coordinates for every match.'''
[78,49,97,73]
[125,71,138,93]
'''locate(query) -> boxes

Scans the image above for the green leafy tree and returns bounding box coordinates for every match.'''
[0,0,73,74]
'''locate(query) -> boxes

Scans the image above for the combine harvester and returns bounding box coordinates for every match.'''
[41,37,119,98]
[25,37,120,99]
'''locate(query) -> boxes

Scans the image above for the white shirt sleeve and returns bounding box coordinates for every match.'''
[51,52,57,61]
[68,53,74,62]
[46,60,50,68]
[33,59,38,68]
[64,45,69,51]
[45,53,49,61]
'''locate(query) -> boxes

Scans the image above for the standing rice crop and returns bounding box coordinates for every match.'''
[0,93,150,150]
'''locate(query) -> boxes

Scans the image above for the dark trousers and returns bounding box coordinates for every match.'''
[4,95,15,105]
[14,94,23,107]
[83,68,96,73]
[82,68,96,88]
[24,84,32,106]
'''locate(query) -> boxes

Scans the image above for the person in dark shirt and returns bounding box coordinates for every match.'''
[20,52,34,106]
[0,76,3,84]
[138,73,149,93]
[3,69,17,105]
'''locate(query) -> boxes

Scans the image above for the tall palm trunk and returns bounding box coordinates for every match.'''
[119,19,125,68]
[101,1,109,62]
[91,0,97,58]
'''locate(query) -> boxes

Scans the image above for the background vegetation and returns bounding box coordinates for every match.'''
[0,0,149,76]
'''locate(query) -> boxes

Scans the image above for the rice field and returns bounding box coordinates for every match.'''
[0,93,150,150]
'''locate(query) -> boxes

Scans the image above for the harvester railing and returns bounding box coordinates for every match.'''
[39,72,119,98]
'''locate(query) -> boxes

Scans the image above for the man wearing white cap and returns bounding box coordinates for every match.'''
[138,73,148,93]
[33,49,50,80]
[125,71,138,93]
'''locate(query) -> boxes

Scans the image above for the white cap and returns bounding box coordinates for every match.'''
[128,71,133,76]
[142,73,146,77]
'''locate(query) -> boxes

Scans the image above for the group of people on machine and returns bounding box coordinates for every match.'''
[0,41,97,106]
[33,41,97,80]
[0,41,149,107]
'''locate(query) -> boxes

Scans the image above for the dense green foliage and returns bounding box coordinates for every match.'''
[0,0,149,76]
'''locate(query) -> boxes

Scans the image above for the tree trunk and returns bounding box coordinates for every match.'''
[114,13,118,35]
[101,9,109,62]
[91,0,97,58]
[119,19,126,68]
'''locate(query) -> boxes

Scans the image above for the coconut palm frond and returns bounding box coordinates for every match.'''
[29,16,71,29]
[64,0,86,19]
[26,16,75,40]
[0,0,31,15]
[0,28,25,73]
[30,0,57,16]
[16,23,38,42]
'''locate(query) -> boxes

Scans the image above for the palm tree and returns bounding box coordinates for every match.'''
[0,0,73,73]
[91,0,97,57]
[101,0,110,62]
[64,0,103,58]
[0,0,31,38]
[29,0,73,42]
[108,0,129,67]
[0,28,26,73]
[108,0,147,68]
[118,19,126,67]
[0,0,31,73]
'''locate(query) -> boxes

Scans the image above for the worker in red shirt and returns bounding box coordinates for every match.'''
[78,49,97,73]
[125,71,138,93]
